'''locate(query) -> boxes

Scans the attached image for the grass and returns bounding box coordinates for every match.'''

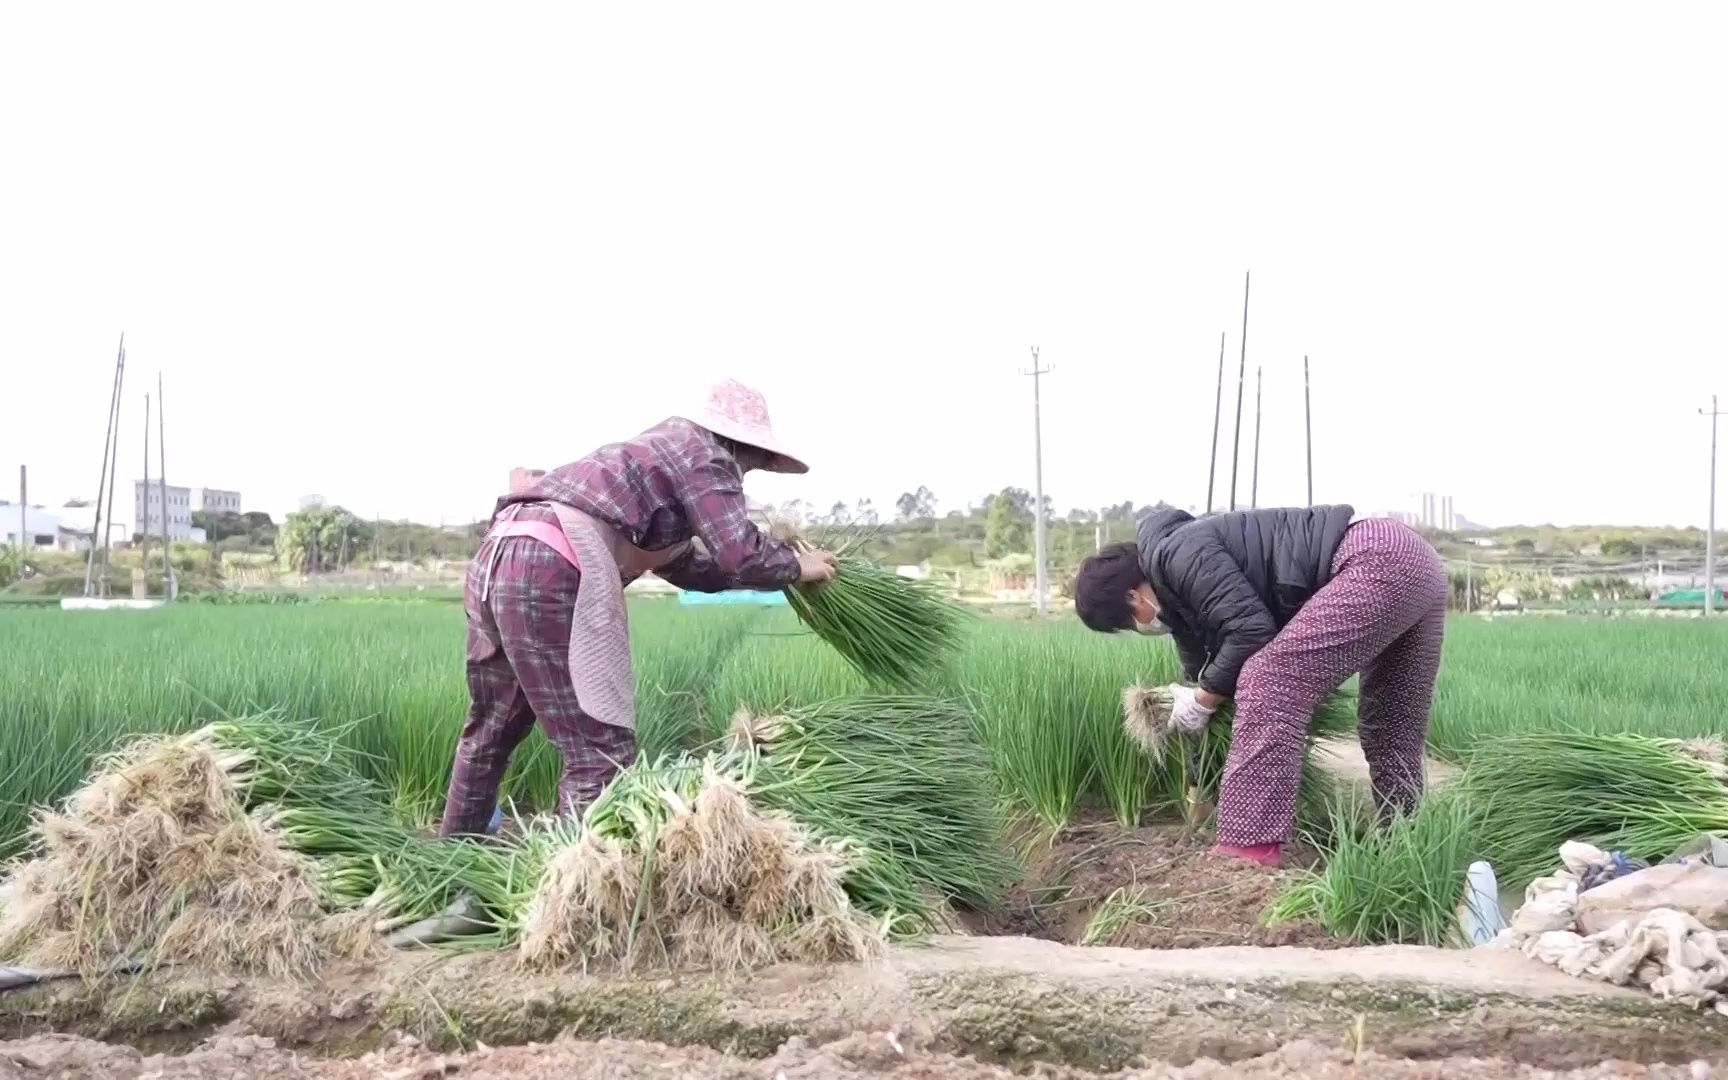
[0,601,766,858]
[1081,885,1163,946]
[957,623,1144,831]
[1428,617,1728,759]
[0,600,1361,856]
[1267,727,1728,947]
[1268,789,1484,946]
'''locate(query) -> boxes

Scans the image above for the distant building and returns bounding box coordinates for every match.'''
[1374,493,1466,532]
[53,505,123,551]
[298,495,327,511]
[197,488,242,515]
[1416,493,1458,531]
[509,467,547,495]
[135,481,195,541]
[1,503,65,549]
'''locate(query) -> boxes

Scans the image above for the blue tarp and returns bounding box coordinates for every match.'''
[677,589,788,606]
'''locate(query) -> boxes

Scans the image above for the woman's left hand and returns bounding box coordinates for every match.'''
[1194,688,1227,711]
[1168,684,1216,733]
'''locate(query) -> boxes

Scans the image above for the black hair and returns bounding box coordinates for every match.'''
[1072,542,1145,632]
[712,434,761,469]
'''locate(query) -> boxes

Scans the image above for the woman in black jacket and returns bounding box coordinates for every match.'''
[1072,505,1448,868]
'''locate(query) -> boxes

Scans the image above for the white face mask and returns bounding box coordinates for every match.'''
[1133,617,1169,637]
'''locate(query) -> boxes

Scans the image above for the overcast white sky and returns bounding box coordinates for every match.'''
[3,3,1724,530]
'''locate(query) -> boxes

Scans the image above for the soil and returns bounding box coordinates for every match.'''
[1,1031,1719,1079]
[966,816,1343,950]
[4,937,1728,1078]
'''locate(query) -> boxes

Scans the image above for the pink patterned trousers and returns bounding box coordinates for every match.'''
[1216,518,1448,847]
[438,536,636,837]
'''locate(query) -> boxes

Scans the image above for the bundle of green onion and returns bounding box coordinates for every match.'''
[737,694,1016,926]
[187,713,514,934]
[515,751,874,970]
[1462,731,1728,888]
[782,528,967,688]
[515,693,1014,967]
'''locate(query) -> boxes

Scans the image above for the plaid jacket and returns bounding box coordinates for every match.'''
[499,417,800,591]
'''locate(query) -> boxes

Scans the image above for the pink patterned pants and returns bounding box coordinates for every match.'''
[1215,518,1448,847]
[438,537,636,837]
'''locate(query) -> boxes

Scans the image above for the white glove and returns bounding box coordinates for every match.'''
[1168,684,1216,733]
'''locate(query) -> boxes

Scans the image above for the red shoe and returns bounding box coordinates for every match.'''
[1213,842,1283,868]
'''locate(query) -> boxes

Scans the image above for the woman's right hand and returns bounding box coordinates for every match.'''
[797,550,838,584]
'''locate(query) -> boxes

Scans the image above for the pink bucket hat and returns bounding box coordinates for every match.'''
[682,378,809,474]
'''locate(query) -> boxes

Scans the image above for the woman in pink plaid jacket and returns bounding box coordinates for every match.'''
[438,380,836,837]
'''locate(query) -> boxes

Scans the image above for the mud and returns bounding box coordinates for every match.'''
[969,817,1341,949]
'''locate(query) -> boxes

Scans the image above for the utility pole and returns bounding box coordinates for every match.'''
[1250,365,1263,508]
[99,337,128,597]
[1021,347,1053,615]
[1304,355,1314,507]
[17,465,25,559]
[1206,332,1225,514]
[1228,272,1250,511]
[158,372,174,599]
[84,334,126,596]
[141,393,151,589]
[1703,396,1722,615]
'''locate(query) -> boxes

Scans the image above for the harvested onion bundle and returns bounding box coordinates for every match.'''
[782,527,966,688]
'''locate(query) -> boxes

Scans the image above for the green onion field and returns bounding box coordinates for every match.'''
[5,600,1727,946]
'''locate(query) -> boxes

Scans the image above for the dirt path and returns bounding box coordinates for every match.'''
[2,937,1718,1076]
[913,935,1644,1000]
[0,1031,1719,1079]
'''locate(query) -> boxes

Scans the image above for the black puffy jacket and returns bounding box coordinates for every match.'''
[1135,504,1355,697]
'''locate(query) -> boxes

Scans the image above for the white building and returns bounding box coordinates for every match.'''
[1,503,64,548]
[53,505,118,551]
[0,503,112,551]
[197,488,242,514]
[135,481,195,541]
[131,483,242,542]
